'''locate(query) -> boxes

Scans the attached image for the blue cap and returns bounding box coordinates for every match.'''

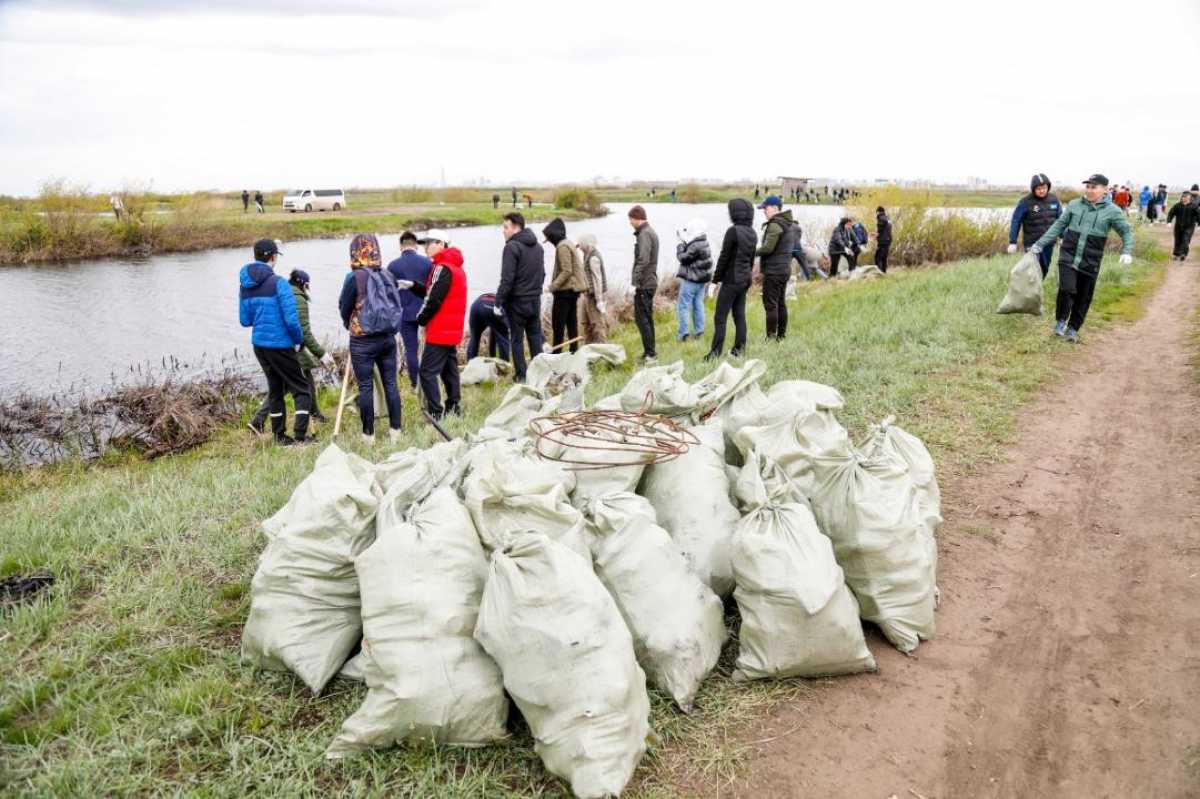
[758,195,783,209]
[289,269,311,285]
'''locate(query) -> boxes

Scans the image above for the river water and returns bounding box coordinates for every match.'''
[0,202,999,395]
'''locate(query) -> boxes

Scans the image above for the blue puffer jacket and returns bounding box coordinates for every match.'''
[239,262,303,349]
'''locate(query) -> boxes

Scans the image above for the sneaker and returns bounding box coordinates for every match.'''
[247,418,266,435]
[274,434,297,446]
[388,428,402,444]
[729,348,744,358]
[641,355,658,366]
[361,433,375,445]
[1065,328,1079,343]
[1053,321,1067,337]
[702,351,720,363]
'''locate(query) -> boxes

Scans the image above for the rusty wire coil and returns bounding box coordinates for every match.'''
[529,409,699,470]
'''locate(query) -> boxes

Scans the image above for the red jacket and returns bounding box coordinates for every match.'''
[417,247,468,346]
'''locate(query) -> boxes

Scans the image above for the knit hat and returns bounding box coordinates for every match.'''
[349,233,381,269]
[628,205,647,221]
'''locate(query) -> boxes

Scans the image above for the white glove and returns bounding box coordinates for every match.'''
[294,344,302,353]
[493,305,504,318]
[597,300,608,314]
[395,279,414,290]
[320,352,334,369]
[1029,244,1042,255]
[1006,244,1018,254]
[1119,254,1132,265]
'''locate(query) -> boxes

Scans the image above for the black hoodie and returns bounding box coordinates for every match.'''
[714,198,758,289]
[496,227,546,307]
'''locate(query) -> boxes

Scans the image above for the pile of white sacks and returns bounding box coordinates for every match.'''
[241,344,941,799]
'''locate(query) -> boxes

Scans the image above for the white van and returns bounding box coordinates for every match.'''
[282,189,346,212]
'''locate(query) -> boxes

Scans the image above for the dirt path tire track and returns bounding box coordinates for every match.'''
[723,250,1200,799]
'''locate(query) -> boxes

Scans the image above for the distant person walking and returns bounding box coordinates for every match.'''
[254,190,265,214]
[249,269,331,433]
[242,190,250,213]
[1138,185,1152,219]
[109,194,123,221]
[704,198,757,361]
[467,293,511,360]
[495,211,546,383]
[239,238,311,445]
[338,233,403,443]
[511,187,518,208]
[629,205,660,363]
[1006,173,1062,277]
[828,217,860,276]
[385,230,432,389]
[874,206,893,272]
[577,232,609,344]
[544,217,587,354]
[1154,184,1169,223]
[408,232,467,420]
[1166,191,1199,261]
[674,217,713,341]
[755,195,796,341]
[1031,174,1134,343]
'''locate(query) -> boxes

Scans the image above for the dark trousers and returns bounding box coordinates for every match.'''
[762,274,789,339]
[419,343,461,418]
[829,252,857,276]
[253,346,312,440]
[350,334,401,435]
[709,283,747,355]
[1034,244,1056,277]
[875,243,891,272]
[551,290,580,353]
[252,369,321,429]
[398,320,421,389]
[1174,225,1195,259]
[1055,264,1098,332]
[467,304,511,361]
[505,296,543,382]
[634,288,657,358]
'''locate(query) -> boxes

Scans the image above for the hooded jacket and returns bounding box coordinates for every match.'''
[415,247,468,346]
[496,227,545,307]
[675,219,714,283]
[829,225,860,256]
[577,233,608,299]
[756,209,797,276]
[876,210,893,245]
[714,198,758,288]
[1167,200,1200,230]
[631,221,660,291]
[1009,175,1062,246]
[1033,196,1134,275]
[291,283,325,370]
[545,219,587,293]
[1139,187,1152,207]
[239,262,303,349]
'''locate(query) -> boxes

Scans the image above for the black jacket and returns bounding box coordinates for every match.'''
[676,236,714,283]
[496,227,545,307]
[1167,201,1200,229]
[714,198,758,288]
[756,209,797,277]
[876,211,893,245]
[829,226,860,256]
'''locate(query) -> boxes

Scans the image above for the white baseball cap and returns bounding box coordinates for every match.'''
[417,228,450,245]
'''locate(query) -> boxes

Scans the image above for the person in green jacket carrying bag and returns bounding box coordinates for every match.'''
[249,269,333,433]
[1031,174,1133,343]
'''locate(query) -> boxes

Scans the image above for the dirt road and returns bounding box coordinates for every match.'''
[727,246,1200,798]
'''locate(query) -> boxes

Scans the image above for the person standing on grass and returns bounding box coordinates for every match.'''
[242,190,250,213]
[407,232,467,420]
[577,232,609,344]
[338,233,403,443]
[704,198,757,362]
[674,217,714,341]
[239,238,311,446]
[249,269,332,433]
[1006,174,1062,278]
[1138,185,1152,219]
[1155,184,1169,223]
[1031,174,1134,344]
[109,194,123,221]
[629,205,660,363]
[386,230,431,390]
[755,195,796,341]
[874,206,893,272]
[1166,191,1199,261]
[492,193,500,209]
[467,293,510,360]
[496,211,545,383]
[511,187,518,208]
[544,217,587,354]
[828,217,860,276]
[254,190,265,214]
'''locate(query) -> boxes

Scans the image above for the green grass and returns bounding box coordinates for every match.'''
[0,250,1161,797]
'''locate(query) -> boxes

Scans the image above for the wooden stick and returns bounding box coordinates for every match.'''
[332,354,352,437]
[549,335,584,353]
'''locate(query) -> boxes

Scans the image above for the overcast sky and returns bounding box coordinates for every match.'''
[2,0,1198,196]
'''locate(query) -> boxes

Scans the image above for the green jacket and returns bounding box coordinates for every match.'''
[292,284,325,370]
[1033,196,1133,275]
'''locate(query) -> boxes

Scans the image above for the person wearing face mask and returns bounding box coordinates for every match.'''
[1030,174,1134,343]
[1006,173,1062,278]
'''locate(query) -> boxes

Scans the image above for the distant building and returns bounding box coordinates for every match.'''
[778,176,812,194]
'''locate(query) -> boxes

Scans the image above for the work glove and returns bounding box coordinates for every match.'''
[1119,254,1133,265]
[1029,244,1043,255]
[294,344,302,353]
[320,352,335,369]
[597,300,608,314]
[1006,243,1018,254]
[493,305,504,318]
[395,279,414,290]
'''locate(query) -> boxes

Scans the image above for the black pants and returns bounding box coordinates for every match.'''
[253,346,312,440]
[251,369,321,429]
[829,252,857,276]
[1056,264,1098,331]
[875,243,890,272]
[467,304,511,361]
[762,274,789,339]
[505,296,544,382]
[551,290,580,353]
[709,283,747,356]
[1174,224,1195,259]
[419,343,461,418]
[634,288,657,358]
